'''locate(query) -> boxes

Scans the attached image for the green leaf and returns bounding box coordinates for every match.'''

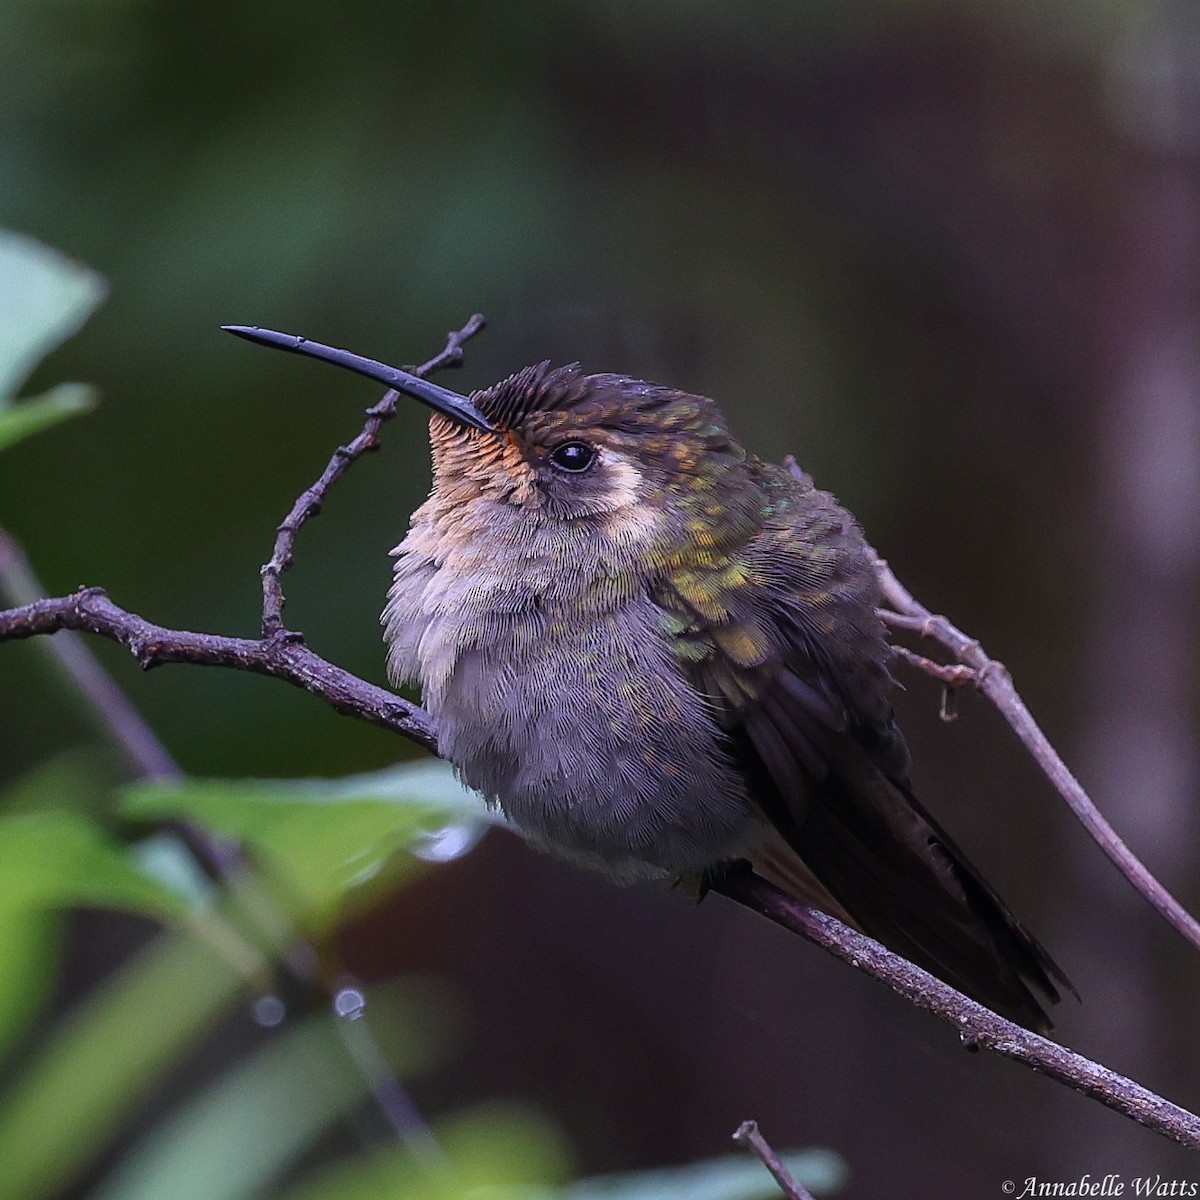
[435,1104,571,1198]
[92,1016,370,1200]
[121,762,485,930]
[0,926,249,1200]
[0,230,106,399]
[0,381,97,453]
[0,809,188,1059]
[0,750,112,818]
[131,832,220,912]
[273,1103,570,1200]
[275,1112,842,1200]
[0,766,184,1064]
[90,983,446,1200]
[0,911,62,1070]
[331,760,500,863]
[314,760,493,821]
[0,811,186,918]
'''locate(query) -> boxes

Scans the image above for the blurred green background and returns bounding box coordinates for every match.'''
[2,0,1200,1196]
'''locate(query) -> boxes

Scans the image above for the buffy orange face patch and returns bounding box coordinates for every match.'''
[429,417,538,506]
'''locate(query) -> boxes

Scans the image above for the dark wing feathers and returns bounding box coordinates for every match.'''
[746,668,839,790]
[796,744,1069,1022]
[659,469,1071,1031]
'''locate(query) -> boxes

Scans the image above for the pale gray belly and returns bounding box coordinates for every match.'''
[416,600,762,880]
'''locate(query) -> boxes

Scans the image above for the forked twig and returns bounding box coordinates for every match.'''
[260,315,485,635]
[781,455,1200,958]
[875,552,1200,957]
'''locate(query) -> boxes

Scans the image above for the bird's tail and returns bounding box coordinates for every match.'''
[763,745,1073,1032]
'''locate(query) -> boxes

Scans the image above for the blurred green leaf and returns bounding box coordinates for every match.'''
[0,925,248,1200]
[92,1016,368,1200]
[0,793,187,1063]
[332,761,499,864]
[0,381,97,452]
[0,229,106,399]
[120,762,486,930]
[131,831,220,912]
[0,750,113,818]
[0,810,186,917]
[274,1102,570,1200]
[92,983,445,1200]
[276,1106,841,1200]
[0,809,187,1063]
[0,910,61,1070]
[329,761,488,815]
[433,1103,571,1198]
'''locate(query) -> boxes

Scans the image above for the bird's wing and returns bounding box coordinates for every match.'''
[654,467,1070,1030]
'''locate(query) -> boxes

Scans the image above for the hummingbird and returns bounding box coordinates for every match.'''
[225,325,1071,1031]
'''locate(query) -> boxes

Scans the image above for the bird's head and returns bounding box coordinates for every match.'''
[223,327,762,565]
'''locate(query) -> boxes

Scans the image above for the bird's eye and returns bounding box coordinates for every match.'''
[548,440,597,473]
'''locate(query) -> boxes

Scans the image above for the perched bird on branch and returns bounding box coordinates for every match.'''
[226,325,1071,1031]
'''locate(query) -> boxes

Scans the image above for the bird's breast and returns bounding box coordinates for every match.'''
[383,541,761,879]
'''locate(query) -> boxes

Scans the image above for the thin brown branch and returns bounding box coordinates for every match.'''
[732,1120,816,1200]
[0,587,435,752]
[260,315,486,636]
[887,642,976,689]
[873,551,1200,957]
[714,869,1200,1150]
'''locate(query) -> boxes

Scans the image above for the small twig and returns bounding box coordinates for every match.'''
[715,869,1200,1150]
[887,644,974,722]
[873,551,1200,958]
[68,314,475,1159]
[243,312,486,1160]
[260,315,485,636]
[732,1120,816,1200]
[888,643,977,688]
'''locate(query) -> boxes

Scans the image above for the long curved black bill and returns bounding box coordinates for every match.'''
[222,325,496,433]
